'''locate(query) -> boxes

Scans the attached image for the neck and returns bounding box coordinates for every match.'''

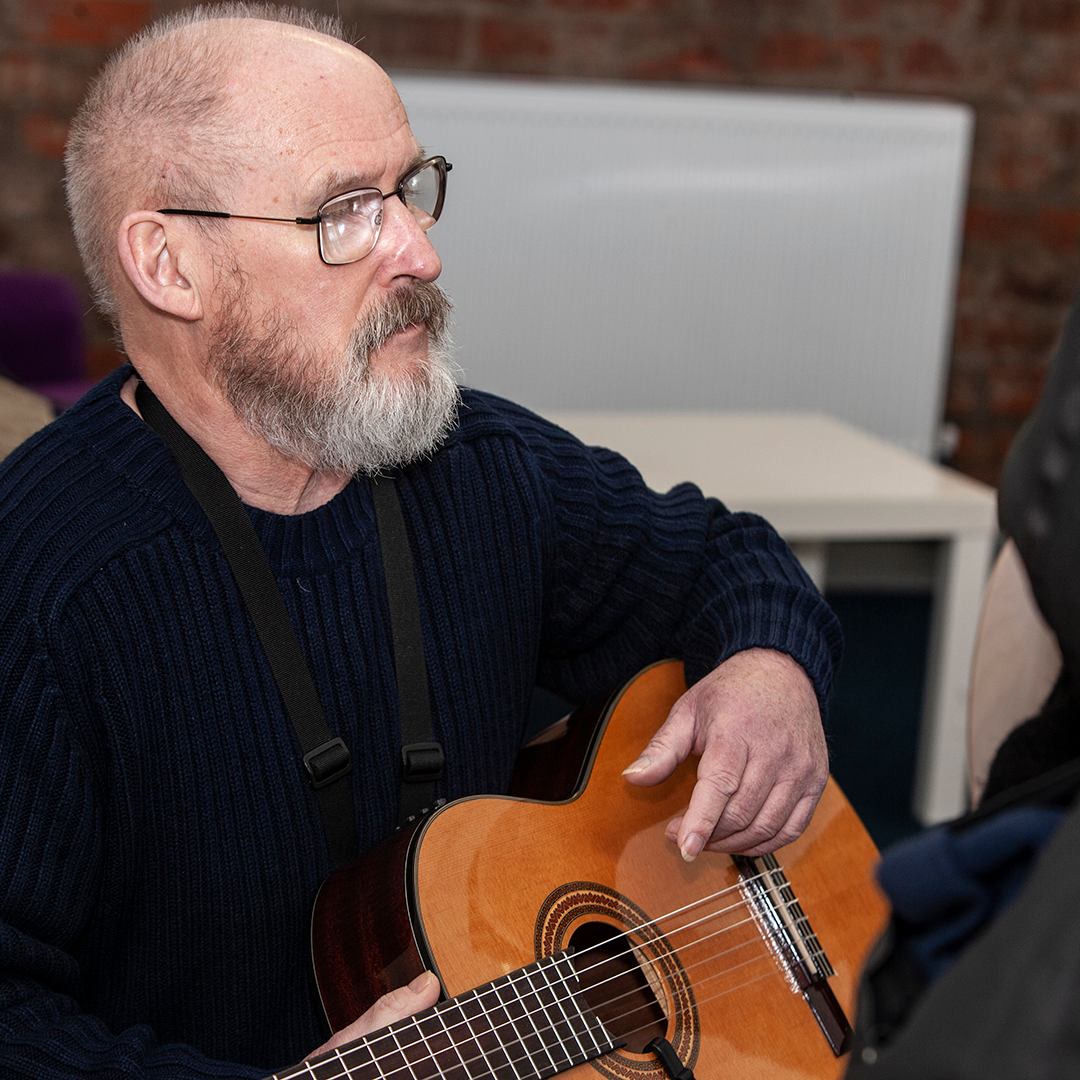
[121,374,350,516]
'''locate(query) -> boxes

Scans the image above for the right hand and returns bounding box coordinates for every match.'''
[307,971,442,1059]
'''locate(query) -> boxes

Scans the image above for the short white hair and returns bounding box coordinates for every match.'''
[63,3,346,322]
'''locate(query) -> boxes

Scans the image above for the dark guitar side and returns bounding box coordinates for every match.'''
[310,695,611,1032]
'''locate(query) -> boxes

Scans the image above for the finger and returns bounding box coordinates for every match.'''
[701,778,802,854]
[314,971,441,1055]
[706,787,823,856]
[675,737,750,861]
[622,696,696,787]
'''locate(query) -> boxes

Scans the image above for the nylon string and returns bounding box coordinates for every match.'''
[281,870,813,1080]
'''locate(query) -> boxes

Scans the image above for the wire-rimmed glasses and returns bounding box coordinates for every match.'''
[158,155,452,265]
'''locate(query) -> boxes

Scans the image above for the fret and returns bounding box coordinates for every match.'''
[553,953,611,1061]
[270,951,618,1080]
[457,986,521,1079]
[387,1024,420,1080]
[431,1000,487,1079]
[413,1010,468,1079]
[521,963,576,1073]
[491,972,550,1078]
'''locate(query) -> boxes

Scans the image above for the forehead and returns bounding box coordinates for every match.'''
[228,28,417,199]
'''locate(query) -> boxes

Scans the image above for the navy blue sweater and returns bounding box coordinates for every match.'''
[0,368,840,1078]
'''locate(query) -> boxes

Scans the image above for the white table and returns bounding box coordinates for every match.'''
[547,411,997,824]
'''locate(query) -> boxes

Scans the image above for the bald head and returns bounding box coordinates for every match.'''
[64,3,390,323]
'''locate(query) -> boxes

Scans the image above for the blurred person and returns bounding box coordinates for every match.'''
[0,5,841,1077]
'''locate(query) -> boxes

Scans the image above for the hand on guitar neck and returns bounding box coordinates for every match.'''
[306,970,441,1062]
[623,647,827,860]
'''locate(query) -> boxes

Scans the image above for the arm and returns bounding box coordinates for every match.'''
[527,417,841,855]
[0,615,263,1079]
[0,613,442,1080]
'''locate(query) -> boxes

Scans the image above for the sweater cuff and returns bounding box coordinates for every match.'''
[680,580,843,715]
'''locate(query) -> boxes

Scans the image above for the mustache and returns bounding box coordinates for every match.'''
[354,281,452,355]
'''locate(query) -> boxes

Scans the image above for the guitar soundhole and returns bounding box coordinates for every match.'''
[535,881,700,1078]
[569,921,667,1052]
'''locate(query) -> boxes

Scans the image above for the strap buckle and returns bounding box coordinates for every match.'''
[402,741,444,783]
[303,737,352,789]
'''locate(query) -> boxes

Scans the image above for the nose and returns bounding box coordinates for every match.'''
[373,195,442,286]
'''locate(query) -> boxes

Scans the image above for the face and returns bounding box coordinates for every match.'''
[197,26,458,472]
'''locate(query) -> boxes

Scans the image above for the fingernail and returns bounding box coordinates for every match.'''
[680,833,705,862]
[409,971,435,993]
[622,755,652,776]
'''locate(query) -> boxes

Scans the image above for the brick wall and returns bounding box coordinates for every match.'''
[3,0,1077,485]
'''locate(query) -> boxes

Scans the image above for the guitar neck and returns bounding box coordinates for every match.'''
[271,950,618,1080]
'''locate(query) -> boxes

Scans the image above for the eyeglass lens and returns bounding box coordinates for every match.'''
[318,158,446,265]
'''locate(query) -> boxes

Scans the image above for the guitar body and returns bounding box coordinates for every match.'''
[312,661,887,1080]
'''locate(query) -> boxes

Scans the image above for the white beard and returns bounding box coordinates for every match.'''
[209,280,461,476]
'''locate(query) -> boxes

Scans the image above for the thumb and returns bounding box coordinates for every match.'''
[622,698,696,787]
[312,971,441,1056]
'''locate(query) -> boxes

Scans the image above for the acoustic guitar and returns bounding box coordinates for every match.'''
[272,660,886,1079]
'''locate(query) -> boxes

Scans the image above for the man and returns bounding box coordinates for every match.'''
[0,5,841,1077]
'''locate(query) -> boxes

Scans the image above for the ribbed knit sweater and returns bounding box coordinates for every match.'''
[0,367,841,1078]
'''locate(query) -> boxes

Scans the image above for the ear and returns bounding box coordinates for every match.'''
[116,211,203,321]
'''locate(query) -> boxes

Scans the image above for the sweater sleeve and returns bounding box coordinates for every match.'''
[0,616,265,1080]
[525,416,843,708]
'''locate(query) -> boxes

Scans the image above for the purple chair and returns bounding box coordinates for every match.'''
[0,270,93,411]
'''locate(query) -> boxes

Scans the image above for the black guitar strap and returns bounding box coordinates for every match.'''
[135,379,442,867]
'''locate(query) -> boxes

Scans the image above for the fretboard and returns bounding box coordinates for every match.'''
[272,950,618,1080]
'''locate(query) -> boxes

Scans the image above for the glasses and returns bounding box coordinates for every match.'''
[158,155,451,266]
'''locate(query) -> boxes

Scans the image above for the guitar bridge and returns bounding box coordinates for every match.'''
[734,854,852,1056]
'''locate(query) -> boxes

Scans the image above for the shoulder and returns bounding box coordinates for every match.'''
[448,386,605,467]
[0,367,175,627]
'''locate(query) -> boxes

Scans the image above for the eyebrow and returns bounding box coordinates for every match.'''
[306,146,428,210]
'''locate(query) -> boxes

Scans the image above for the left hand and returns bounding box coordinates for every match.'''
[622,648,827,858]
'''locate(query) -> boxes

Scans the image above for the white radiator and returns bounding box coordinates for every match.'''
[393,75,972,458]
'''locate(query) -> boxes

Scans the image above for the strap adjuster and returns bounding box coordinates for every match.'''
[402,741,444,783]
[303,737,352,789]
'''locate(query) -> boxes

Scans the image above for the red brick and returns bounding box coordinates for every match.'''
[964,202,1034,243]
[1000,250,1078,305]
[40,1,154,48]
[755,31,833,74]
[357,13,466,67]
[477,18,555,64]
[900,37,959,80]
[21,113,70,160]
[549,0,635,9]
[1037,206,1080,252]
[982,310,1060,354]
[0,51,90,109]
[836,35,885,80]
[833,0,886,22]
[944,370,985,419]
[1018,0,1080,34]
[988,363,1049,418]
[630,44,735,81]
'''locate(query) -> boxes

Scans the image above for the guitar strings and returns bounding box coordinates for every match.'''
[291,882,800,1080]
[305,926,788,1080]
[286,884,809,1080]
[300,915,781,1080]
[286,874,773,1078]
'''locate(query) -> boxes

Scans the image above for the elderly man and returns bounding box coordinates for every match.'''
[0,4,841,1077]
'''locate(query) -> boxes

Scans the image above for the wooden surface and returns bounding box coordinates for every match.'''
[545,411,994,540]
[414,661,887,1080]
[0,376,52,459]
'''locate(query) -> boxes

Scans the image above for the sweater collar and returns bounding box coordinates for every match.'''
[65,365,379,574]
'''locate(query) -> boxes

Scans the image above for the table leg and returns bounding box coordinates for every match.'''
[912,532,995,824]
